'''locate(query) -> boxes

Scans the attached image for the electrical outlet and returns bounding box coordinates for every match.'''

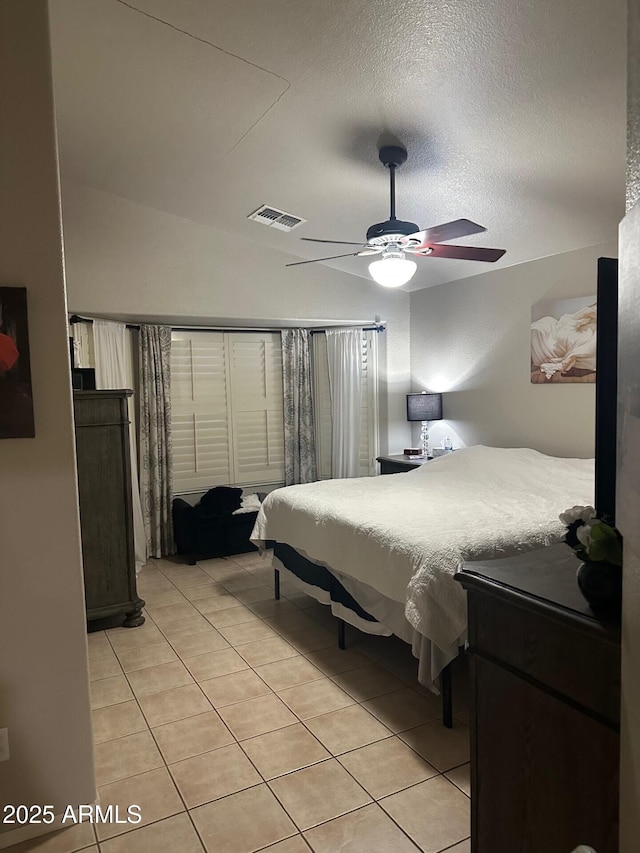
[0,728,9,761]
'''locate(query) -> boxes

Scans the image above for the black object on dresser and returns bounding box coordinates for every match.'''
[376,454,431,474]
[74,390,145,628]
[71,367,96,391]
[456,544,620,853]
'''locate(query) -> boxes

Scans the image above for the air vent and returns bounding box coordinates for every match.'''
[248,205,306,232]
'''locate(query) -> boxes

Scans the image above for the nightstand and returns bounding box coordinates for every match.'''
[376,454,432,474]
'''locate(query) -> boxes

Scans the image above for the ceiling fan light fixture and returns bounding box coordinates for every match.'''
[368,255,417,287]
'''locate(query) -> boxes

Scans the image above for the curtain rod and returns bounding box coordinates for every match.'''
[172,324,385,334]
[69,314,386,334]
[69,314,140,330]
[309,325,384,334]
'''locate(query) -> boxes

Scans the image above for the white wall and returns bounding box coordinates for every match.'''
[619,3,640,847]
[0,0,95,834]
[60,181,411,454]
[409,241,617,457]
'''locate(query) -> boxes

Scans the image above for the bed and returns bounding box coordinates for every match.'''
[250,445,594,701]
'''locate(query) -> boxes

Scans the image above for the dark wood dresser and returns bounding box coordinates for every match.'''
[456,544,620,853]
[74,390,144,628]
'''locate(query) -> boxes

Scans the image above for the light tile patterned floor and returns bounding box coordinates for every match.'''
[7,552,471,853]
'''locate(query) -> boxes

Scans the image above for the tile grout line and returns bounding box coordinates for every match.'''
[150,561,353,837]
[107,557,467,767]
[195,555,471,850]
[102,568,233,852]
[90,554,469,852]
[140,559,313,851]
[102,556,307,851]
[102,609,210,851]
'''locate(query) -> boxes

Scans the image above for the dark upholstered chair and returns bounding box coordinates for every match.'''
[172,488,265,565]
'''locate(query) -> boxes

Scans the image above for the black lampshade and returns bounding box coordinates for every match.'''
[406,392,443,422]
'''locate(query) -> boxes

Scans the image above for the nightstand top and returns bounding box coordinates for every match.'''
[376,454,432,466]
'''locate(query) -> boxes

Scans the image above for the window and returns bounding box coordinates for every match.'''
[171,331,284,492]
[312,330,379,479]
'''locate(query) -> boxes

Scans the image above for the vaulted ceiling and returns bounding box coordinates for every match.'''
[50,0,627,291]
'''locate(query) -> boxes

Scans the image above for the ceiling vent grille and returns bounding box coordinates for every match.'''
[248,205,306,232]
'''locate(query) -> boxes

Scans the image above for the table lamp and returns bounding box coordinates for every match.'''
[406,392,443,458]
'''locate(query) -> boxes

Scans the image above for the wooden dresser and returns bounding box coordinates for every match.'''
[74,390,144,628]
[456,544,620,853]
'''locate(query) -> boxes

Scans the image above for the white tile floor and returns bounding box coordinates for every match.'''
[6,552,471,853]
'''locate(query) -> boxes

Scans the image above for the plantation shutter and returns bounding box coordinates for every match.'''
[226,332,285,485]
[312,330,379,479]
[170,332,231,491]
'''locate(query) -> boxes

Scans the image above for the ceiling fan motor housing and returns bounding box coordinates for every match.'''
[366,218,420,244]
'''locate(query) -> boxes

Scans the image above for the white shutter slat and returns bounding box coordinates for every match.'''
[171,330,288,491]
[227,332,285,485]
[171,333,231,491]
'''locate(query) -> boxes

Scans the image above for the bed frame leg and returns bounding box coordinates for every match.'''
[441,661,453,729]
[337,618,346,650]
[274,568,280,600]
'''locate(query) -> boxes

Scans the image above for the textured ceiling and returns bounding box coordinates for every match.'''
[50,0,627,291]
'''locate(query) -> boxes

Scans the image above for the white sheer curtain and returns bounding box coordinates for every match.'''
[93,319,147,571]
[70,321,93,368]
[326,328,363,478]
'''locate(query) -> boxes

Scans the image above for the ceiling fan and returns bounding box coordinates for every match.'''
[286,145,506,287]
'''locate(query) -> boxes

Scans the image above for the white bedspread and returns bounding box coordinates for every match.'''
[251,446,594,653]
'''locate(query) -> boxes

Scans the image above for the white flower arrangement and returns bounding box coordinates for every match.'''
[559,505,596,527]
[560,505,622,567]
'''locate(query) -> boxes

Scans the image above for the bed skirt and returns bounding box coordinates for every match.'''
[272,542,463,692]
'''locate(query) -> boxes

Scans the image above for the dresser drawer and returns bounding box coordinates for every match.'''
[473,656,619,853]
[469,590,620,726]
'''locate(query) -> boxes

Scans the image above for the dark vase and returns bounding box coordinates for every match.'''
[576,560,622,619]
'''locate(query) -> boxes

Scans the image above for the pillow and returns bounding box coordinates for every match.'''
[199,486,243,516]
[232,493,263,514]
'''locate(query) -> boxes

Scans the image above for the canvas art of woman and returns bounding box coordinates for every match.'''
[531,302,597,383]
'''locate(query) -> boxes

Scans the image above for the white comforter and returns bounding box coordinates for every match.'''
[251,446,594,652]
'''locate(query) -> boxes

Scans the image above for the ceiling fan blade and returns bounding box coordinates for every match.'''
[402,219,487,247]
[301,237,365,246]
[413,244,506,262]
[286,252,362,267]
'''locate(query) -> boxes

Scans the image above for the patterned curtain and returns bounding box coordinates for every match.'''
[139,325,174,556]
[281,329,317,485]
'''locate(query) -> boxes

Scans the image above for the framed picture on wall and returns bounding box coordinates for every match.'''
[530,295,597,384]
[0,286,35,438]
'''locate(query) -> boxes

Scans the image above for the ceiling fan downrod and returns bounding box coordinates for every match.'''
[379,145,408,221]
[389,164,396,220]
